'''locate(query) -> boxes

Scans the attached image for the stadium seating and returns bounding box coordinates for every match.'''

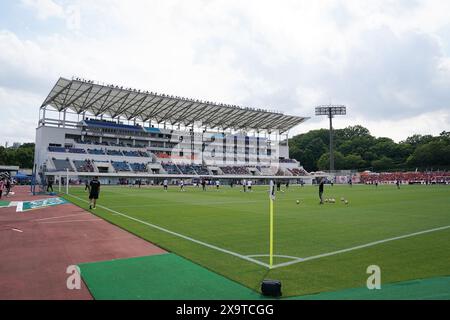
[67,148,86,154]
[138,151,150,157]
[48,146,66,153]
[52,158,74,171]
[107,150,123,156]
[288,168,309,176]
[85,119,143,132]
[162,163,181,174]
[87,148,105,155]
[111,161,131,172]
[177,164,197,175]
[73,159,95,172]
[129,163,147,172]
[192,165,209,175]
[220,166,250,175]
[123,150,141,157]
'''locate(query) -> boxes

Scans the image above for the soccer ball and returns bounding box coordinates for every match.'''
[340,197,345,202]
[345,200,349,205]
[325,198,329,203]
[296,200,300,204]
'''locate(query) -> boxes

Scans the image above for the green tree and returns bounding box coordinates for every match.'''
[407,140,450,167]
[0,143,35,168]
[371,156,394,171]
[289,125,448,172]
[317,151,345,171]
[344,154,366,169]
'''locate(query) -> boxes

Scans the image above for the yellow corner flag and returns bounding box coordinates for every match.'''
[269,180,275,268]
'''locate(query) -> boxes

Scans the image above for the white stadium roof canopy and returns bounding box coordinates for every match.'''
[41,77,309,133]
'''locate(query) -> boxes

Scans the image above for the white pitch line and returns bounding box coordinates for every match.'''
[272,225,450,269]
[66,194,270,269]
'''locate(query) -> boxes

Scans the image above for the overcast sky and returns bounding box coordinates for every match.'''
[0,0,449,146]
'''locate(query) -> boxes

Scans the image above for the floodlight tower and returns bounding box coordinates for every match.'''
[315,105,347,172]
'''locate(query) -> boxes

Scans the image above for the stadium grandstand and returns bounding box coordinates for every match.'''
[34,77,311,186]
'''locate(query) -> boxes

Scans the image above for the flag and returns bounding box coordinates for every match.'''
[269,180,275,268]
[269,180,276,201]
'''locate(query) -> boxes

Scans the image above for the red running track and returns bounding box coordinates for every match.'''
[0,186,166,299]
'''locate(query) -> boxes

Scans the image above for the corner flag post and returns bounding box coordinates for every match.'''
[269,180,275,268]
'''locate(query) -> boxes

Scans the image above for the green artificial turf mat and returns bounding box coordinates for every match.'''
[290,276,450,300]
[79,253,264,300]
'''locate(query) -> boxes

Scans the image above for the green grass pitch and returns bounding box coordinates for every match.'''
[65,184,450,297]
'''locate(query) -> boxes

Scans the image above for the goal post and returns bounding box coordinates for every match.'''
[65,169,69,194]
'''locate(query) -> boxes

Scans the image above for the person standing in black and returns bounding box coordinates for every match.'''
[201,179,206,191]
[319,179,324,204]
[89,176,101,210]
[47,178,53,192]
[5,178,11,196]
[276,181,281,192]
[396,180,400,189]
[85,179,90,192]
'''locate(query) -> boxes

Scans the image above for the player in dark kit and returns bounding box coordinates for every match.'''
[89,177,101,210]
[319,179,324,204]
[46,177,53,192]
[201,179,206,191]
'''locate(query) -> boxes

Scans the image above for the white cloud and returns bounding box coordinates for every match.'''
[0,86,42,144]
[21,0,65,20]
[0,0,449,146]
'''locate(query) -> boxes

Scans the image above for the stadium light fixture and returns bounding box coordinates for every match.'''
[315,105,347,172]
